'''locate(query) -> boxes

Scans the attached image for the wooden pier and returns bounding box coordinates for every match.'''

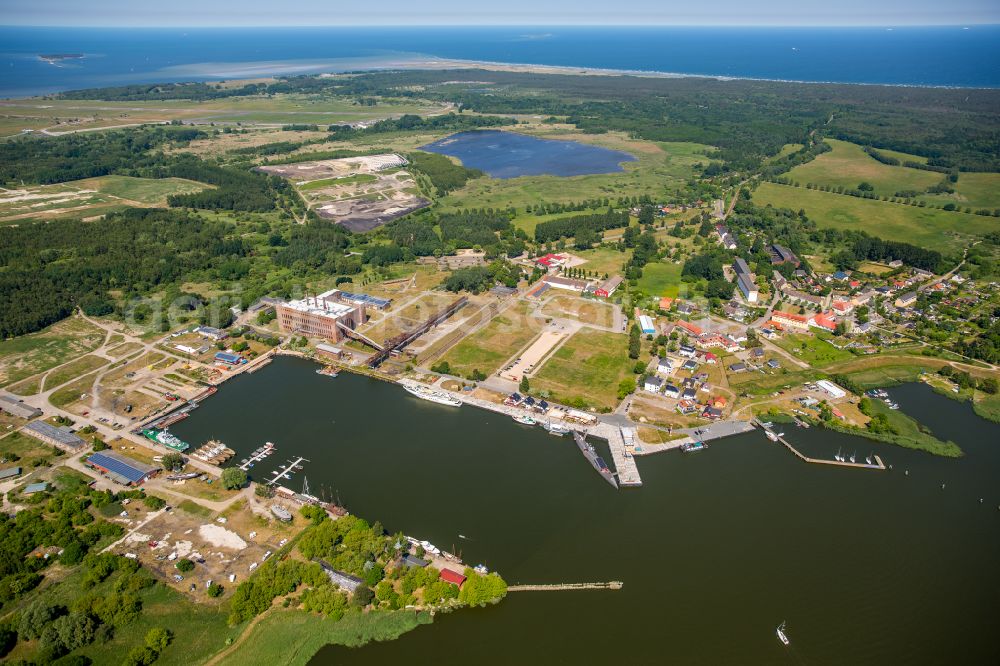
[754,420,886,471]
[508,581,623,592]
[267,456,309,486]
[238,445,276,471]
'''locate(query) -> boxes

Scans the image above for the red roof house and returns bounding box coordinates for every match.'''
[439,568,467,587]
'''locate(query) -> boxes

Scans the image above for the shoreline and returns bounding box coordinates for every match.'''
[6,51,999,100]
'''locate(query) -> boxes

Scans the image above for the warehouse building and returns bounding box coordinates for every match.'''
[22,421,86,453]
[86,451,158,486]
[0,394,42,420]
[276,289,368,342]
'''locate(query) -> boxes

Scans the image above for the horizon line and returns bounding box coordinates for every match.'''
[3,23,999,29]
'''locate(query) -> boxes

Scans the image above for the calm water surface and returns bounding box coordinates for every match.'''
[170,359,1000,665]
[419,130,636,179]
[3,26,1000,97]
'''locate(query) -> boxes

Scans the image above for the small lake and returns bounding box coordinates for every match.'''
[419,130,636,179]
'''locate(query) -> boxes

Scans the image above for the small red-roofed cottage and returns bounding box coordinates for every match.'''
[440,568,467,587]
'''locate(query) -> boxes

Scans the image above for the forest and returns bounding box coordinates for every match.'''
[0,209,247,338]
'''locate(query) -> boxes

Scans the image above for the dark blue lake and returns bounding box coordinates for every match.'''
[419,130,636,179]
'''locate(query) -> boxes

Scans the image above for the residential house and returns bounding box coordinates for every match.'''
[643,376,664,393]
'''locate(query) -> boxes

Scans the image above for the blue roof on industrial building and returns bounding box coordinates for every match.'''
[87,452,155,484]
[214,352,242,363]
[339,291,391,307]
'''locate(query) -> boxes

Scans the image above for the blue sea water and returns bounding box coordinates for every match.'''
[420,130,636,178]
[2,26,999,97]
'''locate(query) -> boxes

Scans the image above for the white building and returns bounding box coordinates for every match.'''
[816,380,847,399]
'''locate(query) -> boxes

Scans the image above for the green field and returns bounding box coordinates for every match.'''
[2,564,237,666]
[214,609,431,666]
[298,173,378,191]
[0,316,106,390]
[438,131,711,212]
[772,333,855,368]
[532,328,632,411]
[0,429,59,467]
[42,354,109,391]
[440,301,544,378]
[785,139,941,197]
[635,261,683,298]
[48,371,98,409]
[863,397,961,457]
[574,245,629,277]
[920,172,1000,210]
[0,175,207,223]
[753,182,995,251]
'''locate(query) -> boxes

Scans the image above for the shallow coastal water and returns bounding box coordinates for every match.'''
[170,358,1000,665]
[419,130,636,178]
[3,26,999,97]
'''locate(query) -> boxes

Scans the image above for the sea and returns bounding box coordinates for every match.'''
[2,25,1000,97]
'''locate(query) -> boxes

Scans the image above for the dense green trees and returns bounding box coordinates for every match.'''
[458,569,508,607]
[408,151,483,195]
[220,468,247,490]
[534,209,629,244]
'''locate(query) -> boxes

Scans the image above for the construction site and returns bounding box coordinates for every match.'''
[257,153,429,231]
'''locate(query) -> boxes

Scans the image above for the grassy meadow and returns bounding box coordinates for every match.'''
[440,300,545,378]
[784,139,941,197]
[532,328,633,411]
[753,182,994,251]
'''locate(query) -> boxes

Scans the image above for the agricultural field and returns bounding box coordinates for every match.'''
[784,139,941,197]
[439,300,545,378]
[0,175,206,223]
[0,316,106,390]
[438,129,711,212]
[753,182,994,251]
[532,328,633,412]
[540,294,616,328]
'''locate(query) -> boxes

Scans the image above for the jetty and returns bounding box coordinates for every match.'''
[267,456,309,485]
[508,581,623,592]
[591,423,642,486]
[238,442,276,471]
[753,420,887,471]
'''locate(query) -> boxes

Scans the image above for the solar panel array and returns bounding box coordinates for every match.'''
[87,452,151,484]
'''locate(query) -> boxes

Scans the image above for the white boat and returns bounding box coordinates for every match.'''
[776,621,790,645]
[849,451,856,463]
[512,414,536,426]
[765,430,779,442]
[418,540,441,555]
[865,453,873,465]
[542,421,571,436]
[835,447,843,462]
[401,382,462,407]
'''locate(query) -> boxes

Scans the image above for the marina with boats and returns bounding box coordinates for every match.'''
[189,439,235,465]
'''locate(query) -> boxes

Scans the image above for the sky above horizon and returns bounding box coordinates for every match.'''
[2,0,998,27]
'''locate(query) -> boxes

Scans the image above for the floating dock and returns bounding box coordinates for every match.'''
[239,442,276,471]
[267,456,309,486]
[754,420,887,471]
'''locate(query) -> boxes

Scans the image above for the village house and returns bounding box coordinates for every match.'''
[644,376,664,393]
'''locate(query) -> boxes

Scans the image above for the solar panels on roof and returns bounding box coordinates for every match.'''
[87,452,155,484]
[338,291,391,308]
